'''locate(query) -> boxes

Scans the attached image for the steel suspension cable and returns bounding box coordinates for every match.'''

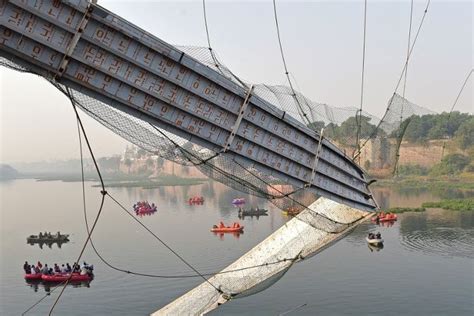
[441,68,473,157]
[354,0,431,159]
[48,88,107,315]
[272,0,313,126]
[355,0,368,160]
[394,0,414,176]
[202,0,248,88]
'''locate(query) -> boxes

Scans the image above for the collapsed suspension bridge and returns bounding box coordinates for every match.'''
[0,0,427,314]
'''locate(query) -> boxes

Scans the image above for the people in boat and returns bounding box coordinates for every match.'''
[376,232,382,239]
[54,263,60,273]
[30,265,36,275]
[219,221,225,228]
[39,232,43,238]
[66,263,72,273]
[34,265,40,274]
[61,264,67,273]
[368,233,374,239]
[73,262,80,273]
[41,264,49,275]
[23,261,29,273]
[37,261,42,269]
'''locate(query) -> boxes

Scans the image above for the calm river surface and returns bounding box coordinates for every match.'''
[1,179,473,315]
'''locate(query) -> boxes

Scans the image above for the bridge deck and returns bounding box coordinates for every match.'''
[0,0,377,211]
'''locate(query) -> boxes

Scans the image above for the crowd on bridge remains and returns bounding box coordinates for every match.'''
[23,261,92,276]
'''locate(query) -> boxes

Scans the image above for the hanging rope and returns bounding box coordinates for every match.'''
[441,68,473,158]
[353,0,432,160]
[355,0,368,161]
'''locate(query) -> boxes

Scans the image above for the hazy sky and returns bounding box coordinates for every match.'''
[1,0,472,163]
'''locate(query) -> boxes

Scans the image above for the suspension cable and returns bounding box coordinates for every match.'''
[202,0,248,88]
[272,0,313,126]
[354,0,431,159]
[355,0,368,160]
[394,0,414,176]
[48,88,107,315]
[441,68,473,157]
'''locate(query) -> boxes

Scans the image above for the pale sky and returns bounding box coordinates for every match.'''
[1,0,472,163]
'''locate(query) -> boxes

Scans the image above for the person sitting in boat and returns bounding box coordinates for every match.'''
[66,263,72,273]
[24,263,31,274]
[30,265,36,275]
[39,232,43,239]
[23,261,29,273]
[376,232,382,239]
[37,261,42,269]
[80,265,89,276]
[57,231,61,238]
[54,263,60,273]
[368,233,374,239]
[219,221,225,228]
[73,262,80,273]
[34,265,41,274]
[61,264,67,273]
[41,264,49,275]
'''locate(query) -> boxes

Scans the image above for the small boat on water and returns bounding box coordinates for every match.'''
[366,237,384,245]
[134,201,157,215]
[41,273,92,282]
[238,207,268,216]
[211,222,244,233]
[188,196,204,204]
[231,198,245,205]
[27,233,69,243]
[371,212,397,223]
[24,273,43,281]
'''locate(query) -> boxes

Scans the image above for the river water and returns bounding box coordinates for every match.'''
[0,179,473,315]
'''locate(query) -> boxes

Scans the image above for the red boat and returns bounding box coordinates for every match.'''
[211,222,244,233]
[41,273,92,282]
[371,213,398,222]
[24,273,42,281]
[188,196,204,204]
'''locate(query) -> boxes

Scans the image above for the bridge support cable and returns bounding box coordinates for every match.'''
[353,0,432,160]
[394,0,414,176]
[355,0,368,162]
[441,68,473,158]
[48,88,108,315]
[272,0,315,127]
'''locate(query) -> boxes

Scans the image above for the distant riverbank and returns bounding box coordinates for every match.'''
[7,172,209,188]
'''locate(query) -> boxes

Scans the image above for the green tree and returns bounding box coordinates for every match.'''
[455,117,474,149]
[430,154,471,176]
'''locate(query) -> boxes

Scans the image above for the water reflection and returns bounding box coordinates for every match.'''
[25,280,91,293]
[212,231,244,240]
[367,243,384,252]
[27,240,69,249]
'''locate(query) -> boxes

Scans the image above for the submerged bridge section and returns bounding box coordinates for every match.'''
[0,0,377,211]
